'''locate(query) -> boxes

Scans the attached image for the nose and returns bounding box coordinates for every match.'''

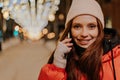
[80,28,88,38]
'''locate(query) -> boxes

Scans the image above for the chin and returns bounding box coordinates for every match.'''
[78,44,89,48]
[81,46,89,48]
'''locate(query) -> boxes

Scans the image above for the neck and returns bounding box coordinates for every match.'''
[73,41,86,56]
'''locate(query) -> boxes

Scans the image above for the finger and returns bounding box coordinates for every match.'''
[65,47,72,54]
[62,38,72,43]
[66,43,73,47]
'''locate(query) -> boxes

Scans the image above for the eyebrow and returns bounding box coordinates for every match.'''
[72,23,82,27]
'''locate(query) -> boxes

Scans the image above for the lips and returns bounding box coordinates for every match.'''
[77,39,91,45]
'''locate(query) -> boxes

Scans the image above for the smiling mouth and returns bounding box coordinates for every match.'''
[77,39,91,45]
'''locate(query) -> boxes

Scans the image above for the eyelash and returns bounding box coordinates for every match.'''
[72,24,81,29]
[72,24,97,30]
[88,25,97,29]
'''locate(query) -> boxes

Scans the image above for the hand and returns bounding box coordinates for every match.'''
[53,38,73,68]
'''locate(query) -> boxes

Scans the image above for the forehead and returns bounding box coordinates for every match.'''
[72,15,97,23]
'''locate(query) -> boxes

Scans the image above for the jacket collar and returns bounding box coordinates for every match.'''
[102,45,120,63]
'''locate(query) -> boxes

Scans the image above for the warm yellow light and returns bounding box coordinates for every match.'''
[42,28,48,35]
[3,21,7,32]
[3,11,9,20]
[18,27,23,33]
[48,14,55,22]
[14,25,20,31]
[54,0,60,5]
[1,0,61,41]
[3,1,9,6]
[14,5,20,10]
[38,0,44,4]
[27,31,43,40]
[47,32,55,39]
[58,13,64,20]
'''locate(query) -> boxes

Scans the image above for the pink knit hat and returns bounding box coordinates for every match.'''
[65,0,104,28]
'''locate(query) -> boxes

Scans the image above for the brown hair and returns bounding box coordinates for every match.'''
[48,18,104,80]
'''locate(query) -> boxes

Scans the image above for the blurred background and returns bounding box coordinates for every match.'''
[0,0,119,80]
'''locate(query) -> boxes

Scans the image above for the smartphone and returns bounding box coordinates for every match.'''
[60,32,70,41]
[68,32,70,38]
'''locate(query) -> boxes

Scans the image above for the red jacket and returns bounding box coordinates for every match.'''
[38,45,120,80]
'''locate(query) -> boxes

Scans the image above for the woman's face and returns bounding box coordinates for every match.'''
[71,15,98,48]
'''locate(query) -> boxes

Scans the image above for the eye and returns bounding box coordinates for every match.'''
[72,24,81,30]
[88,24,97,30]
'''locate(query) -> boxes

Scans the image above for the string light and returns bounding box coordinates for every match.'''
[0,0,60,40]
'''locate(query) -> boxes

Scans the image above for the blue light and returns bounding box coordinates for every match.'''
[13,30,19,37]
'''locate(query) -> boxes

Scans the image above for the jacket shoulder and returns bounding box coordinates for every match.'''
[38,64,67,80]
[102,45,120,62]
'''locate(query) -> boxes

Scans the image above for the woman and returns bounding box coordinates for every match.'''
[38,0,120,80]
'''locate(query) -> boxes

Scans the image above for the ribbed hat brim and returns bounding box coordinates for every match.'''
[65,0,104,28]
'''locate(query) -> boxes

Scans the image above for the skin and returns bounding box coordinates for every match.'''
[71,15,99,48]
[61,14,99,53]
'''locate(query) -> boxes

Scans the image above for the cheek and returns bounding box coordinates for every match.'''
[71,29,79,38]
[90,29,99,37]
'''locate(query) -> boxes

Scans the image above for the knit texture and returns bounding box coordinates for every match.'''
[53,42,70,68]
[65,0,104,28]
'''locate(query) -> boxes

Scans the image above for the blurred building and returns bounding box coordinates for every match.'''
[53,0,120,39]
[0,0,119,41]
[63,0,120,34]
[100,0,120,35]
